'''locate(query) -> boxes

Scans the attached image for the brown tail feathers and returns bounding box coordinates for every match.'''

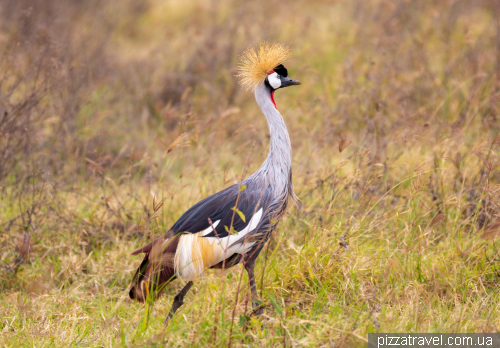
[129,235,180,302]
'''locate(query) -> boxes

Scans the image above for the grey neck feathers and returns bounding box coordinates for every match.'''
[246,82,293,199]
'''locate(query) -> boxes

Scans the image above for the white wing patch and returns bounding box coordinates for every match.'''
[174,209,263,281]
[201,220,220,236]
[210,208,263,248]
[174,233,204,280]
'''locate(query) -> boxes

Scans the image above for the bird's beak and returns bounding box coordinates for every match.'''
[280,77,302,88]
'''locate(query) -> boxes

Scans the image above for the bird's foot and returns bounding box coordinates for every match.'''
[250,299,264,316]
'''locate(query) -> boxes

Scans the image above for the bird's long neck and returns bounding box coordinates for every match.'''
[249,82,292,197]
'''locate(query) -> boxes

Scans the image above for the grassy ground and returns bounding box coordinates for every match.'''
[1,0,500,346]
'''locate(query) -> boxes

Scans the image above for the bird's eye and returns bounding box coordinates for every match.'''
[276,74,280,79]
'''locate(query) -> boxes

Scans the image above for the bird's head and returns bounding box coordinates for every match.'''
[265,64,301,91]
[237,42,301,93]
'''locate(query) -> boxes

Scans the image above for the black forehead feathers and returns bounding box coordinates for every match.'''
[274,64,288,77]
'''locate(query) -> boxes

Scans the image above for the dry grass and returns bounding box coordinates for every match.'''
[1,0,500,346]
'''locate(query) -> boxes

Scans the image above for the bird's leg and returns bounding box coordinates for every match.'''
[164,281,193,325]
[244,260,263,316]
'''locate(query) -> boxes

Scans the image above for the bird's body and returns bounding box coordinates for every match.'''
[129,43,300,321]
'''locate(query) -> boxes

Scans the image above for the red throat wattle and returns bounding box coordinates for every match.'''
[267,70,277,109]
[270,91,277,109]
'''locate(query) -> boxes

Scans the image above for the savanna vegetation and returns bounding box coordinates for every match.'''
[1,0,500,346]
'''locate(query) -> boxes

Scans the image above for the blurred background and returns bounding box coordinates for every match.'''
[2,0,499,188]
[1,0,500,345]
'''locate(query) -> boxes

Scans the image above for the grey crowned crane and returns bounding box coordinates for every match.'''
[129,43,301,323]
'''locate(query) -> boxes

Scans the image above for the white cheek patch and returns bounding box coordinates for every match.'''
[267,72,281,89]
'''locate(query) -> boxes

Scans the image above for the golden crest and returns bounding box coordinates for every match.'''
[237,42,291,91]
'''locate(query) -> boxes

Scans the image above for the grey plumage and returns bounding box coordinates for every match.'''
[129,54,301,323]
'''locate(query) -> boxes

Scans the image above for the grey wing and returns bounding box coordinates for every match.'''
[171,182,273,240]
[131,183,273,256]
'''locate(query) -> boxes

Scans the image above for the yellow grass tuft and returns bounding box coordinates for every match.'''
[237,42,292,91]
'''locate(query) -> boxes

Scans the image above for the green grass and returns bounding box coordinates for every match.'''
[1,0,500,346]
